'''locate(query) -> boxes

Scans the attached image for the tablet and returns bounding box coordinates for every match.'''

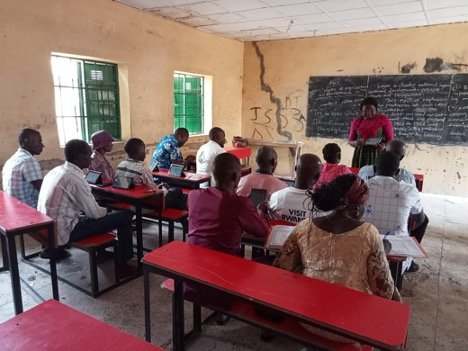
[249,188,267,206]
[112,176,134,189]
[168,164,185,177]
[85,170,102,185]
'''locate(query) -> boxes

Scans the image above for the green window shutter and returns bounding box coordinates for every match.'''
[173,73,203,134]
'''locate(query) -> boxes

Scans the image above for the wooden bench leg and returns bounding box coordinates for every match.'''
[0,235,9,272]
[158,219,163,247]
[168,221,175,242]
[89,249,99,297]
[193,304,202,333]
[182,220,188,242]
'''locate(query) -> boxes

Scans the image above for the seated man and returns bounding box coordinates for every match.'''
[268,154,322,223]
[186,153,268,308]
[37,140,134,275]
[313,143,351,189]
[151,128,193,170]
[115,138,185,209]
[359,139,428,244]
[2,128,44,208]
[363,151,425,272]
[236,146,287,200]
[196,127,226,175]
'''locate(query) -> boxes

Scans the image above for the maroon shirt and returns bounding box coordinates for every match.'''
[188,187,268,256]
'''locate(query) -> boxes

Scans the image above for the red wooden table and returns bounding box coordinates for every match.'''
[90,185,164,270]
[225,146,252,161]
[152,169,211,189]
[0,300,163,351]
[0,191,58,315]
[143,241,410,351]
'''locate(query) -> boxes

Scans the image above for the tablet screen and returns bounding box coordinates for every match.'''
[85,170,102,185]
[168,164,184,177]
[112,176,134,189]
[249,188,267,206]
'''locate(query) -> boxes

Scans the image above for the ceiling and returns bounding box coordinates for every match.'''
[115,0,468,41]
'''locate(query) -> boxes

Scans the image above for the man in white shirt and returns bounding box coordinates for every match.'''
[37,140,134,275]
[269,154,322,223]
[2,128,44,208]
[196,127,226,175]
[363,151,425,272]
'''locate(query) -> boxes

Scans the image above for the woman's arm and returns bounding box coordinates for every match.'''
[273,231,303,273]
[381,115,394,142]
[348,118,364,148]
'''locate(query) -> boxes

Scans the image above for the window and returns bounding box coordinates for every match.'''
[51,55,121,145]
[173,72,208,134]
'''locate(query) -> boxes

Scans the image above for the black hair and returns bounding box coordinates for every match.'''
[18,128,39,145]
[209,127,225,140]
[311,174,357,212]
[360,97,378,110]
[212,153,240,183]
[124,138,145,157]
[65,139,90,162]
[174,128,189,138]
[256,146,276,168]
[375,151,400,177]
[322,143,341,163]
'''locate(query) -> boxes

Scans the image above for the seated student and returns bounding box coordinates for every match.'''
[236,146,287,200]
[268,154,322,223]
[37,140,134,274]
[115,138,186,209]
[2,128,44,208]
[150,128,194,169]
[313,143,351,189]
[363,151,425,272]
[89,130,115,181]
[186,153,269,308]
[274,174,399,342]
[196,127,226,175]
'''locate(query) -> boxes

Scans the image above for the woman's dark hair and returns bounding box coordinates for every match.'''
[311,174,357,212]
[360,97,378,110]
[322,143,341,163]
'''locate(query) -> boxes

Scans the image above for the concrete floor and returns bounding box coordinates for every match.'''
[1,193,467,350]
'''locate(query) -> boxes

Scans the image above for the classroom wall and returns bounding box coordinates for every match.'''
[0,0,243,177]
[242,23,468,196]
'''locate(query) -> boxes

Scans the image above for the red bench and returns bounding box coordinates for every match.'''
[160,278,372,350]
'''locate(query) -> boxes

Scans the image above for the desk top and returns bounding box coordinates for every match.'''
[0,191,53,234]
[90,184,164,200]
[143,241,410,349]
[225,147,252,159]
[0,300,163,351]
[152,169,210,184]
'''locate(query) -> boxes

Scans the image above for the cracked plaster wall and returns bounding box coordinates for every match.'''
[0,0,243,183]
[242,23,468,196]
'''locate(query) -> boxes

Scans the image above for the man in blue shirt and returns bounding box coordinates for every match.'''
[151,128,190,169]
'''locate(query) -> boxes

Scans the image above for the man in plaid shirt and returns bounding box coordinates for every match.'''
[2,128,44,208]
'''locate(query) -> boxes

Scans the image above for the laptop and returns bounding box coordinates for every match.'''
[112,176,134,189]
[168,164,185,177]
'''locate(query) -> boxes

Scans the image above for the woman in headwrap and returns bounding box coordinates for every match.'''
[274,173,399,301]
[89,130,115,181]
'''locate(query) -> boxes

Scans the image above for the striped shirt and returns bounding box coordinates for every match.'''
[2,148,43,208]
[37,162,107,245]
[115,158,157,188]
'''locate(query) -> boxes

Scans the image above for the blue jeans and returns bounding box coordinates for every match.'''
[69,211,133,262]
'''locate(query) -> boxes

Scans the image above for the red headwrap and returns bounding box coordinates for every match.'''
[345,176,369,205]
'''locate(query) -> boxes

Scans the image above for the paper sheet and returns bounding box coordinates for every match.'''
[266,225,295,250]
[380,235,427,258]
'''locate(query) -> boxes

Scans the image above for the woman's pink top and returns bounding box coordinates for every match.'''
[348,114,394,142]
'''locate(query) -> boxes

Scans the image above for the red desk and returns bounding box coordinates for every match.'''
[152,169,210,189]
[0,300,163,351]
[90,185,164,270]
[225,147,252,161]
[0,191,58,315]
[143,241,410,351]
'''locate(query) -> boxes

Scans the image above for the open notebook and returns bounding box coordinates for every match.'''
[265,225,296,251]
[379,235,428,258]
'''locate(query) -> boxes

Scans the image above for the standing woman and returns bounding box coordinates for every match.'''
[348,97,394,168]
[89,130,115,182]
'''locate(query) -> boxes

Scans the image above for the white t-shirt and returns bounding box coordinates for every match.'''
[269,187,312,223]
[196,140,225,175]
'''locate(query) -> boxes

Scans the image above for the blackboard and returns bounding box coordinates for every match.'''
[306,74,468,145]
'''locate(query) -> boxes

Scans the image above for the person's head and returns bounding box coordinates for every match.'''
[360,97,378,119]
[18,128,44,156]
[386,139,406,161]
[295,153,322,189]
[174,128,189,147]
[65,139,92,169]
[212,153,241,192]
[209,127,226,147]
[90,130,115,153]
[312,174,369,220]
[124,138,146,162]
[322,143,341,164]
[375,151,400,177]
[255,146,278,174]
